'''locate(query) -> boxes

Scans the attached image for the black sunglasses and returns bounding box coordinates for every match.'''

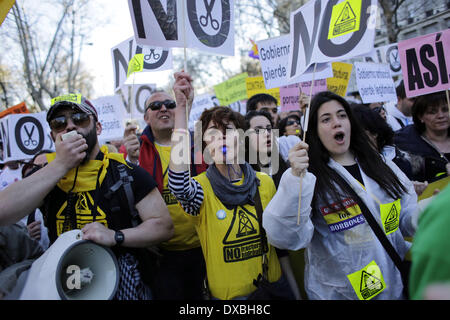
[146,99,176,111]
[286,120,300,126]
[49,112,91,132]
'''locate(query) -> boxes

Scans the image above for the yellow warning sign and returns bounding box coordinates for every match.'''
[328,0,362,39]
[380,199,401,235]
[347,260,386,300]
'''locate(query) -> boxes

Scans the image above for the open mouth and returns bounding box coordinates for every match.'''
[334,132,345,143]
[159,115,170,120]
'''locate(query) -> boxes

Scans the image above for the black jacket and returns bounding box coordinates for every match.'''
[394,125,449,182]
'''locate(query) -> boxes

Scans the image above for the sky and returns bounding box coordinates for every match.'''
[81,0,173,98]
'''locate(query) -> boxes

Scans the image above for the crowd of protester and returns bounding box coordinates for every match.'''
[0,72,449,300]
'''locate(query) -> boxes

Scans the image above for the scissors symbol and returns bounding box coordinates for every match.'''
[145,49,161,61]
[23,124,37,147]
[199,0,219,31]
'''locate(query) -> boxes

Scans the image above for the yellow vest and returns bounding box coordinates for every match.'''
[155,143,200,250]
[191,171,281,300]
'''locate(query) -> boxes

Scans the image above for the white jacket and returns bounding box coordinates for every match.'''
[385,104,413,131]
[263,159,418,300]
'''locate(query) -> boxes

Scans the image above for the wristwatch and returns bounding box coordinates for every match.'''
[114,230,125,246]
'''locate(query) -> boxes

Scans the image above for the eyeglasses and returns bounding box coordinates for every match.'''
[253,126,272,134]
[146,99,176,112]
[260,107,278,114]
[286,120,300,126]
[49,113,91,132]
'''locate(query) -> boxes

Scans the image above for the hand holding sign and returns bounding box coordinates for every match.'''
[123,124,140,164]
[173,71,195,112]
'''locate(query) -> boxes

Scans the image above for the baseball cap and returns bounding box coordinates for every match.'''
[47,93,98,122]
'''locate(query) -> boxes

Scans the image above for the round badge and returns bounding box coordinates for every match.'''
[216,209,226,220]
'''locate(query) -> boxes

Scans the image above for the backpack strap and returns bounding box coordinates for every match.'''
[104,161,140,228]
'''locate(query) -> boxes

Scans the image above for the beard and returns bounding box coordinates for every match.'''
[80,124,98,164]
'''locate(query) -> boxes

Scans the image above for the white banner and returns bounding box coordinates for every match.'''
[0,112,54,162]
[116,83,157,119]
[288,0,377,81]
[354,62,397,104]
[188,93,216,130]
[364,43,402,76]
[91,96,127,143]
[257,35,333,89]
[111,36,172,92]
[128,0,235,56]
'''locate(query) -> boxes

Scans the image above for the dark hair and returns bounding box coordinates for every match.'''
[396,80,406,100]
[21,149,53,178]
[246,93,277,112]
[278,114,302,137]
[199,106,246,152]
[412,91,449,134]
[244,110,273,129]
[351,104,394,152]
[306,91,407,207]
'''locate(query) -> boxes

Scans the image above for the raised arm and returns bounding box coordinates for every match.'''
[0,132,88,226]
[263,142,316,250]
[168,71,204,216]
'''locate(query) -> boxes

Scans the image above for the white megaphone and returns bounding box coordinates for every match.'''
[19,230,119,300]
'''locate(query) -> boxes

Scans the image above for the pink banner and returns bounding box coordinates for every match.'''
[398,29,450,98]
[279,79,327,112]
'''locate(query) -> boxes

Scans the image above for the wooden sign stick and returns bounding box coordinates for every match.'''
[297,63,317,225]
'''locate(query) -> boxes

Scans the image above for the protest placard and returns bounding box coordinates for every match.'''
[398,29,450,98]
[116,83,157,117]
[364,43,402,76]
[245,77,280,104]
[188,93,216,130]
[257,35,333,89]
[326,62,353,97]
[128,0,235,56]
[213,73,248,106]
[354,62,397,103]
[91,96,127,143]
[0,0,14,26]
[288,0,377,81]
[279,79,328,112]
[0,102,29,119]
[0,112,54,162]
[111,36,172,92]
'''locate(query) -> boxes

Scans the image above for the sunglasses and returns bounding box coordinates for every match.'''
[146,99,176,112]
[49,112,91,132]
[286,120,300,126]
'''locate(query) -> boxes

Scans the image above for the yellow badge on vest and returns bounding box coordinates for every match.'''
[380,199,401,235]
[347,260,386,300]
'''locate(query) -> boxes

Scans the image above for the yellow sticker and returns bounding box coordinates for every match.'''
[380,199,401,235]
[347,260,386,300]
[127,54,144,78]
[328,0,362,40]
[51,93,82,106]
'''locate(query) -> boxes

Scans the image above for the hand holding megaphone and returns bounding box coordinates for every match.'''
[81,222,116,247]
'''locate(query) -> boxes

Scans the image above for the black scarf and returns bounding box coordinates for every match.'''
[206,162,259,208]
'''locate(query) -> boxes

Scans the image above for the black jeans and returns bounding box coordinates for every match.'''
[152,246,206,300]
